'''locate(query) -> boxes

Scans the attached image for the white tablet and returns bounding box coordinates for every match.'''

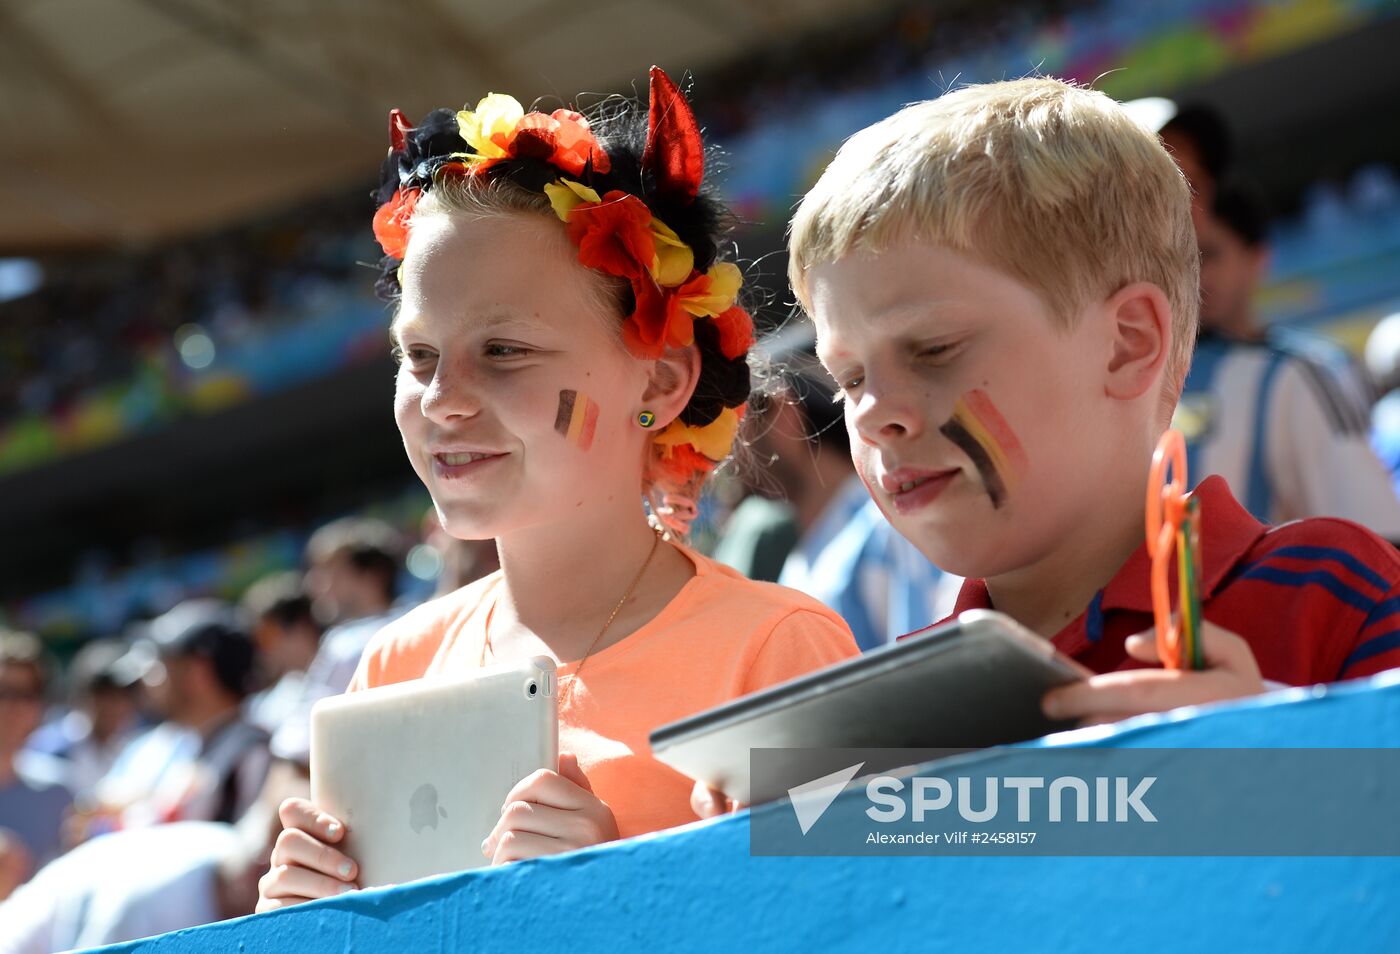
[310,656,558,888]
[649,610,1091,805]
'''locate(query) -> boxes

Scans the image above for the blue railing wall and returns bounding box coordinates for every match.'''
[91,672,1400,953]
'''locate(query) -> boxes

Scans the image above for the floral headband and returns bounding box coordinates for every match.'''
[372,68,754,534]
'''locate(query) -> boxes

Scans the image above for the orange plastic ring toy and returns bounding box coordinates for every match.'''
[1146,429,1188,669]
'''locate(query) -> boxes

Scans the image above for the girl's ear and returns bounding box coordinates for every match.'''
[640,344,702,426]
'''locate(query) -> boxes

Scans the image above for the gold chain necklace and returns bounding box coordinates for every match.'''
[483,529,663,710]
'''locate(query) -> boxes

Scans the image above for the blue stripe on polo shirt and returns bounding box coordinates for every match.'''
[1236,565,1376,614]
[1085,590,1105,642]
[1365,596,1400,628]
[1342,629,1400,672]
[1260,546,1391,593]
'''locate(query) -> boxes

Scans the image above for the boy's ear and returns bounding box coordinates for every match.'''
[1103,282,1172,401]
[640,344,702,425]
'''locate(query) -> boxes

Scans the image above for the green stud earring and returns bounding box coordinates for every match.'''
[638,410,657,429]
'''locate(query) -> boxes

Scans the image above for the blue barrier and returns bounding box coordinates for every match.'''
[89,671,1400,953]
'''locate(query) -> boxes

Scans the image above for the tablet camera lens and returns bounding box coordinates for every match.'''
[527,681,538,697]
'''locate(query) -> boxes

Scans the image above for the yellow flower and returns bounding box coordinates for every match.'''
[457,93,524,160]
[544,179,602,222]
[649,218,694,287]
[653,407,740,461]
[680,262,742,317]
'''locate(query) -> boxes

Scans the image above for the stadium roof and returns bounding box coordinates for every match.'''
[0,0,893,253]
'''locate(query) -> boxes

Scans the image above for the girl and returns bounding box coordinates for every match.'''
[257,68,857,910]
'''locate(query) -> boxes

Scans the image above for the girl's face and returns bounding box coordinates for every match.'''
[392,209,652,541]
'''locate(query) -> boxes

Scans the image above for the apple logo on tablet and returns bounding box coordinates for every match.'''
[409,783,448,834]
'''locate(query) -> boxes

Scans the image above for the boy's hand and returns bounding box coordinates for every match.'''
[256,798,359,912]
[690,781,744,819]
[1042,620,1266,727]
[481,753,619,865]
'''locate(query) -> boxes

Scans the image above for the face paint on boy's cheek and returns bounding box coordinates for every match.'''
[554,389,600,451]
[938,389,1028,509]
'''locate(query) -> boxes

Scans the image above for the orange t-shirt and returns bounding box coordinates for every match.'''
[347,544,858,839]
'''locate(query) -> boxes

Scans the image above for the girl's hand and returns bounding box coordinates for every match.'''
[256,798,359,912]
[1042,620,1267,727]
[481,754,619,864]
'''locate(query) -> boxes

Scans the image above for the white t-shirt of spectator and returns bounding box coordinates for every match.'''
[1177,334,1400,537]
[0,821,236,953]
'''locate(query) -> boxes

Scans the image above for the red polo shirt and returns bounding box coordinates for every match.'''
[945,475,1400,684]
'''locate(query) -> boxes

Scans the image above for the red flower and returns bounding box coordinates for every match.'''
[567,191,655,280]
[490,109,610,177]
[372,187,420,259]
[712,305,755,359]
[624,276,693,359]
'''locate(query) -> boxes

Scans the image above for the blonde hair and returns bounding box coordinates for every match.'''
[788,77,1199,390]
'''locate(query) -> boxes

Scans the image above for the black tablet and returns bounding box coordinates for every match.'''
[649,610,1091,804]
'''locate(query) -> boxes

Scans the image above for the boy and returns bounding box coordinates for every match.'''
[787,77,1400,726]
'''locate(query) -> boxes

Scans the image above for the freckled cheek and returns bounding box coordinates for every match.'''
[393,378,428,438]
[849,443,878,492]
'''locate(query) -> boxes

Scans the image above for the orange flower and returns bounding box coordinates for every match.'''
[545,109,611,176]
[372,187,420,259]
[652,443,716,484]
[566,191,656,280]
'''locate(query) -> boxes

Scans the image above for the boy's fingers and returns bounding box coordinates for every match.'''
[689,781,714,818]
[1198,621,1262,676]
[1123,632,1159,663]
[1045,670,1192,720]
[1046,667,1263,721]
[1122,622,1260,676]
[278,797,346,843]
[270,827,358,882]
[690,781,728,819]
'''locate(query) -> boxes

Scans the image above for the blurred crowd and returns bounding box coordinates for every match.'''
[0,198,374,420]
[0,515,498,950]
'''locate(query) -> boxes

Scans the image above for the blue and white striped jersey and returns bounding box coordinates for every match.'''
[1176,332,1400,538]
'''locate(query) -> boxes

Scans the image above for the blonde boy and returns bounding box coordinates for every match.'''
[788,78,1400,724]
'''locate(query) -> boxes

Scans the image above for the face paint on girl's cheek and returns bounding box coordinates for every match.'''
[554,389,600,451]
[938,388,1028,509]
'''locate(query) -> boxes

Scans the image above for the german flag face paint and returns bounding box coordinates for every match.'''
[938,389,1028,509]
[554,389,600,451]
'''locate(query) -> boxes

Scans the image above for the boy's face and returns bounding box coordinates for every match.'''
[393,210,652,542]
[809,242,1115,579]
